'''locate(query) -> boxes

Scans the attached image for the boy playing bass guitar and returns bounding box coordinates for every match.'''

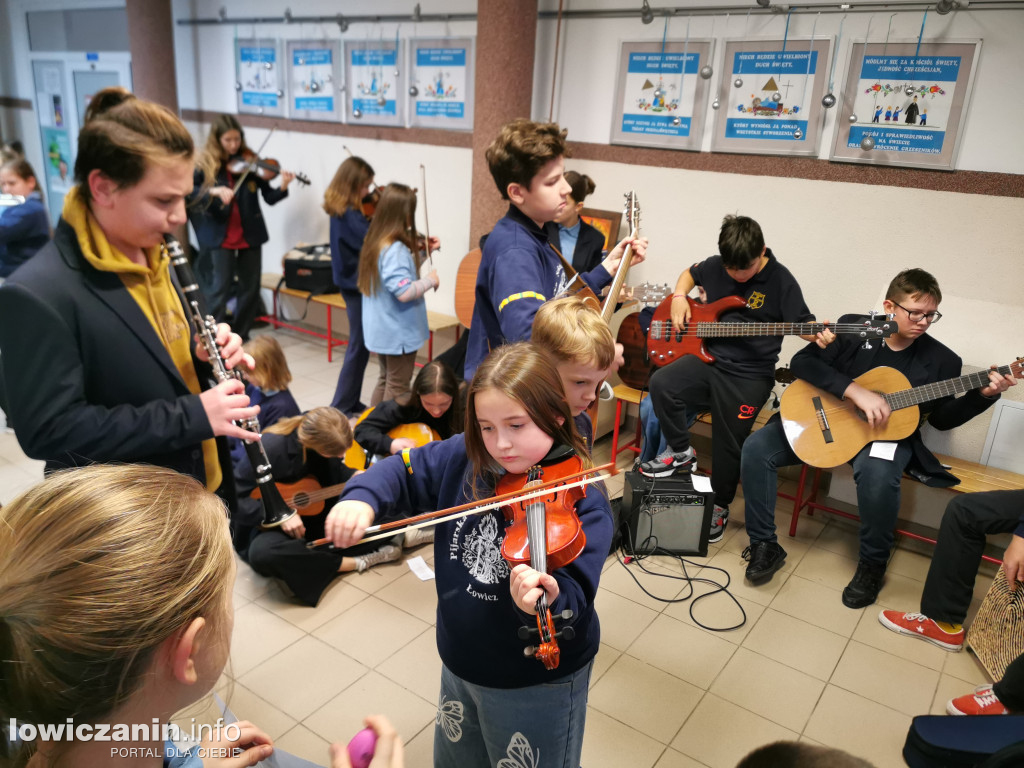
[740,268,1016,609]
[640,215,832,544]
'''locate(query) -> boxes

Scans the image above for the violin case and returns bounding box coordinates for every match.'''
[282,244,337,294]
[903,714,1024,767]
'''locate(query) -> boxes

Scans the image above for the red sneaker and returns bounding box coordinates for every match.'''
[878,610,964,651]
[947,684,1009,716]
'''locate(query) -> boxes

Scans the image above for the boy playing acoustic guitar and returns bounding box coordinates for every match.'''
[740,268,1015,608]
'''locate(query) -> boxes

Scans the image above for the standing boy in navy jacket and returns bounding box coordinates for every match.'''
[464,119,646,379]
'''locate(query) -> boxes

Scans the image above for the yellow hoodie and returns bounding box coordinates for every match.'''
[62,187,222,491]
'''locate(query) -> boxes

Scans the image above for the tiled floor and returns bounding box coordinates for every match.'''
[0,328,1001,768]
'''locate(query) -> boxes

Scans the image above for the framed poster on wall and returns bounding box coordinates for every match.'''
[408,38,474,130]
[286,40,342,121]
[611,40,713,151]
[235,39,284,117]
[829,40,981,171]
[344,40,403,127]
[711,38,832,156]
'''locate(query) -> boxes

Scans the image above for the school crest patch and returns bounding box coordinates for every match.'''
[747,291,765,309]
[460,514,509,585]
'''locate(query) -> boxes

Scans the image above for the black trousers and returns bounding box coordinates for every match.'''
[920,490,1024,710]
[648,355,772,507]
[246,512,389,606]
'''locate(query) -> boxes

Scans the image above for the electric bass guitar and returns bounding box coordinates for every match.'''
[647,295,897,367]
[779,358,1024,468]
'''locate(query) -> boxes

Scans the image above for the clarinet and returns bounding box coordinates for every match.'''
[164,234,295,528]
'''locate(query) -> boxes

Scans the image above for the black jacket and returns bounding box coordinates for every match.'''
[791,314,998,486]
[187,166,288,250]
[544,218,606,274]
[0,219,232,488]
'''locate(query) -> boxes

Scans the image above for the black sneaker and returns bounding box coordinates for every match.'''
[708,504,729,543]
[842,560,886,609]
[743,540,787,583]
[638,448,697,478]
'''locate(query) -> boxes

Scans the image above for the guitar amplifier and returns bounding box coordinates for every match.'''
[620,471,714,556]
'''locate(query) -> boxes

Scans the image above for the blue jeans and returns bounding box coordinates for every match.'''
[740,418,912,565]
[433,661,592,768]
[199,246,262,340]
[330,289,370,415]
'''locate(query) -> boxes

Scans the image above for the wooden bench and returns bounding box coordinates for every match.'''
[789,454,1024,564]
[257,273,346,359]
[259,273,460,364]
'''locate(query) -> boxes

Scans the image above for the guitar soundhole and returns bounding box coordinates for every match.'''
[294,492,309,507]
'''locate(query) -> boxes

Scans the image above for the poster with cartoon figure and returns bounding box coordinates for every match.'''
[712,38,831,156]
[235,39,284,117]
[344,41,403,127]
[409,38,474,130]
[611,40,712,151]
[830,40,980,170]
[286,40,341,121]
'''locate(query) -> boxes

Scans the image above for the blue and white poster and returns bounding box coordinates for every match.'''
[712,38,831,156]
[287,40,341,121]
[611,40,712,151]
[831,41,981,170]
[235,39,284,117]
[409,38,474,130]
[344,41,403,127]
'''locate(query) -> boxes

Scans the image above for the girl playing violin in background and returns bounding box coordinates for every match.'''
[237,406,404,605]
[188,114,295,341]
[326,343,611,768]
[324,155,376,417]
[357,183,440,406]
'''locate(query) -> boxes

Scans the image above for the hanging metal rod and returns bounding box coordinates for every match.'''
[176,10,476,26]
[538,2,1024,19]
[176,1,1024,26]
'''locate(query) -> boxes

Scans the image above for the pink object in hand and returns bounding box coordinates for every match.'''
[346,727,377,768]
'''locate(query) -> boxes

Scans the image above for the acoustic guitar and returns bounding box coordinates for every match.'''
[344,409,442,471]
[455,248,481,328]
[647,295,897,367]
[780,358,1024,468]
[614,282,672,390]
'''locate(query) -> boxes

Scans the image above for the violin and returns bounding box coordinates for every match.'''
[227,150,311,189]
[360,184,380,218]
[498,445,586,670]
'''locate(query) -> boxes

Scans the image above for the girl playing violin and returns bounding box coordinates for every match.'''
[357,183,440,406]
[239,407,403,606]
[0,464,405,768]
[323,155,375,417]
[326,343,612,768]
[189,114,294,341]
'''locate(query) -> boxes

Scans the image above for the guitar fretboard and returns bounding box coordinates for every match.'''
[884,362,1020,410]
[648,321,888,339]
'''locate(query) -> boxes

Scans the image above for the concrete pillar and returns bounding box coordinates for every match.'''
[469,0,537,247]
[126,0,178,113]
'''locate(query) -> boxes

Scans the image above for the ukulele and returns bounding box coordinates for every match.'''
[647,295,897,367]
[252,475,347,517]
[780,358,1024,468]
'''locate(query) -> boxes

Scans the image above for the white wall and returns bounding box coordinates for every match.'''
[3,0,1022,464]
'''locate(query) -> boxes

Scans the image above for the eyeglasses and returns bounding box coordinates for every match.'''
[891,300,942,324]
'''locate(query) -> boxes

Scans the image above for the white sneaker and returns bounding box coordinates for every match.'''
[403,527,435,549]
[354,544,402,572]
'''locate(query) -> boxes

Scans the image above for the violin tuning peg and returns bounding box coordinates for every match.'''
[558,609,574,621]
[558,626,576,641]
[523,645,537,658]
[517,626,534,641]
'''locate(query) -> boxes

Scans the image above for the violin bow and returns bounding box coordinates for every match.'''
[419,163,437,289]
[231,127,275,196]
[307,461,614,549]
